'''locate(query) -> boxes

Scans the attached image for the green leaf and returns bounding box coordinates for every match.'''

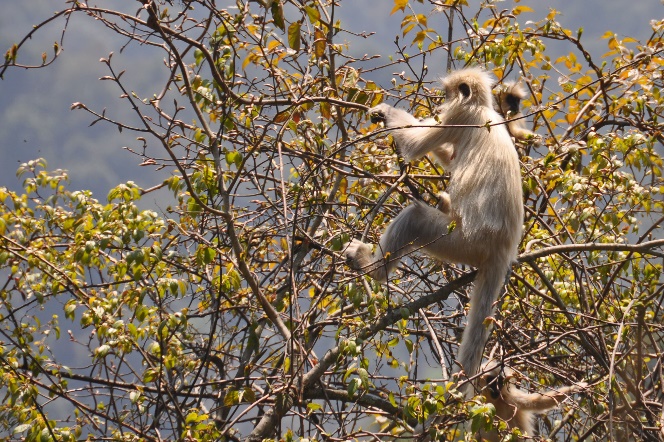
[13,423,31,434]
[225,150,243,167]
[288,21,301,51]
[305,5,320,24]
[95,344,111,358]
[224,389,240,406]
[271,1,285,31]
[347,377,360,397]
[242,387,256,403]
[357,367,369,387]
[185,411,199,424]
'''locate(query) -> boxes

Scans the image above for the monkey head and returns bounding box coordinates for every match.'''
[442,67,494,108]
[478,362,513,400]
[495,81,527,118]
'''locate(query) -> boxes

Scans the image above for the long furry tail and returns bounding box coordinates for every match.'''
[417,262,512,440]
[456,263,510,383]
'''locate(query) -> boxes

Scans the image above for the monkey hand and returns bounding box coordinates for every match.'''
[571,381,589,392]
[368,103,393,124]
[554,380,589,400]
[527,132,543,146]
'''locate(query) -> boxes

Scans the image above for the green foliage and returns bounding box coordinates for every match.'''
[1,1,663,441]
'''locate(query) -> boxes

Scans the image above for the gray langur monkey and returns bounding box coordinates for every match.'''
[494,81,540,144]
[344,67,524,382]
[477,362,587,441]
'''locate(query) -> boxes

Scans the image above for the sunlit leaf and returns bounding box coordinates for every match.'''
[391,0,408,14]
[314,28,326,58]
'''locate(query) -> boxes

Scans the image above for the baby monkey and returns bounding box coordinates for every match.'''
[494,82,541,144]
[476,362,587,441]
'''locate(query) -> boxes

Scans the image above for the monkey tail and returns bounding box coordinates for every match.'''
[417,262,512,440]
[456,262,510,384]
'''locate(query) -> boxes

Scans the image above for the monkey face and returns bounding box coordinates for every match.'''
[484,373,504,399]
[496,82,526,117]
[503,92,521,116]
[479,363,513,401]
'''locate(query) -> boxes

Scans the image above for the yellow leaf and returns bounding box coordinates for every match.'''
[267,40,280,52]
[320,102,331,120]
[412,30,426,45]
[512,5,534,15]
[391,0,408,14]
[314,28,326,58]
[608,37,618,50]
[274,111,290,123]
[566,112,578,124]
[242,52,254,69]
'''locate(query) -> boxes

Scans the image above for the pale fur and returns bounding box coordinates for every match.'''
[494,81,540,144]
[344,67,524,383]
[477,362,587,441]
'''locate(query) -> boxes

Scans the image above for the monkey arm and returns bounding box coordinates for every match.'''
[505,383,587,412]
[506,120,541,144]
[369,103,448,162]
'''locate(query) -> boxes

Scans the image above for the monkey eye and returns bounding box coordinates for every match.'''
[458,82,471,98]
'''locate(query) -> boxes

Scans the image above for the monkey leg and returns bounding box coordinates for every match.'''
[344,201,456,282]
[344,239,388,281]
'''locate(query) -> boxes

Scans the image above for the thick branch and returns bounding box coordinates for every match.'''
[304,386,418,427]
[245,271,476,442]
[519,239,664,262]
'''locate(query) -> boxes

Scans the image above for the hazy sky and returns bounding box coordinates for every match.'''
[1,1,661,203]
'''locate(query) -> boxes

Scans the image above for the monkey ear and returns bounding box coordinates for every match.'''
[458,82,471,98]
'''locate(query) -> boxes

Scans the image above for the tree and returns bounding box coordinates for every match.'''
[1,1,663,441]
